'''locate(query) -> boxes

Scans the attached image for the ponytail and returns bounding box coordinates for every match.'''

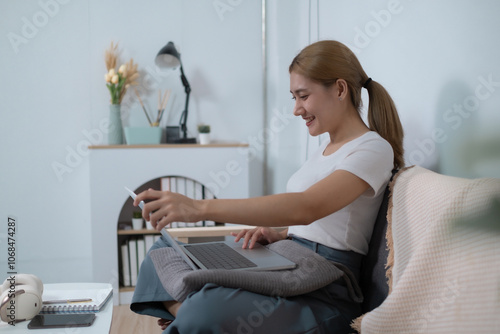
[290,40,405,169]
[365,80,405,169]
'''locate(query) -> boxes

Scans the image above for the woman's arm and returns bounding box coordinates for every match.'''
[135,169,370,231]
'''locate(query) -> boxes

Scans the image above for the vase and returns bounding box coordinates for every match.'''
[124,127,162,145]
[108,104,124,145]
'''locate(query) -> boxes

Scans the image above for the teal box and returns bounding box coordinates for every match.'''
[124,127,162,144]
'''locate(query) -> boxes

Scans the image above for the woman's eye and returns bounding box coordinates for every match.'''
[300,95,308,100]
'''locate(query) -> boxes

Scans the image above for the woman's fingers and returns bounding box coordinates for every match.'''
[233,227,280,249]
[232,229,249,243]
[134,189,161,220]
[155,215,171,231]
[134,188,161,206]
[135,190,202,231]
[243,228,263,249]
[248,232,262,249]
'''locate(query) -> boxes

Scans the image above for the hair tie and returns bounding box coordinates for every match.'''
[363,77,372,89]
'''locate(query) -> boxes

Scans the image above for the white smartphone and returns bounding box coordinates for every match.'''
[124,186,144,209]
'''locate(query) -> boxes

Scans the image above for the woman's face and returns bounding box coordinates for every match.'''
[290,71,340,137]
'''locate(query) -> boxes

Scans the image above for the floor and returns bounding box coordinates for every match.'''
[110,304,159,333]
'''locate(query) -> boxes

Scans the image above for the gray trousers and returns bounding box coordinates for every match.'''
[131,236,362,334]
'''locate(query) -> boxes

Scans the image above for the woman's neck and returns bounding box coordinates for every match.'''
[324,109,370,156]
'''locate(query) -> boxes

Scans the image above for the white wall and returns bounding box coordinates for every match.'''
[0,0,96,284]
[0,0,263,284]
[317,0,500,178]
[265,0,308,195]
[265,0,330,195]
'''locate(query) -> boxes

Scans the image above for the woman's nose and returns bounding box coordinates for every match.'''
[293,102,303,117]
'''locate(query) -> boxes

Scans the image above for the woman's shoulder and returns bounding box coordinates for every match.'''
[351,131,393,153]
[357,130,387,142]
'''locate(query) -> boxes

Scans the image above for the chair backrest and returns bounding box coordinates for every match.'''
[358,171,396,313]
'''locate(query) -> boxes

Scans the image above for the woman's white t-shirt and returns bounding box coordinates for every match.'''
[287,131,394,255]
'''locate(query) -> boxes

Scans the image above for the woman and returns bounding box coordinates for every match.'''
[131,40,404,333]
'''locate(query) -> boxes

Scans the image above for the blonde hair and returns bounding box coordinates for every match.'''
[289,40,404,169]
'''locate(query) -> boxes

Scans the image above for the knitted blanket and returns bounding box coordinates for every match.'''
[353,166,500,333]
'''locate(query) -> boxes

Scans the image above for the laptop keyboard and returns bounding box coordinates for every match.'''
[183,243,258,270]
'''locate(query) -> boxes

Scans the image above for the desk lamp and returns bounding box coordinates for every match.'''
[155,41,196,143]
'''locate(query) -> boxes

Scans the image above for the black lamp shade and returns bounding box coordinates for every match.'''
[155,42,181,68]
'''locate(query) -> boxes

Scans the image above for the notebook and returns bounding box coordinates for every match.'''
[40,285,113,314]
[125,186,296,271]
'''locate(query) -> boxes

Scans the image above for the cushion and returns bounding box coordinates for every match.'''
[358,170,395,313]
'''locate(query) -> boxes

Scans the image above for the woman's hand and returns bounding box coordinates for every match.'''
[133,189,202,231]
[231,227,286,249]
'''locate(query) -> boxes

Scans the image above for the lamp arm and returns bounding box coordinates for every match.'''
[180,89,191,138]
[179,64,191,139]
[179,65,191,93]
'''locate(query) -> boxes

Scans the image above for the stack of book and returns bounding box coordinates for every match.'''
[120,235,160,287]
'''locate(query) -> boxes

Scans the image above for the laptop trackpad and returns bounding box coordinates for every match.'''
[182,240,296,271]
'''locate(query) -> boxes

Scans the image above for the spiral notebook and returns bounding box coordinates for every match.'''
[40,284,113,314]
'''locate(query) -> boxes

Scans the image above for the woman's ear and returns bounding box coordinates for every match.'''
[335,79,349,101]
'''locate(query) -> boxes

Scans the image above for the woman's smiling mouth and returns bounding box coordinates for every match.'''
[304,116,315,127]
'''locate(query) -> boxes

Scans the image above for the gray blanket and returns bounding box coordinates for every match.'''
[150,239,362,302]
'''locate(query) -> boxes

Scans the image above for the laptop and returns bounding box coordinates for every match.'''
[125,187,296,271]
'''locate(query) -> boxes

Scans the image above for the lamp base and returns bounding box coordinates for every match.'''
[166,126,181,143]
[175,137,197,144]
[165,126,197,144]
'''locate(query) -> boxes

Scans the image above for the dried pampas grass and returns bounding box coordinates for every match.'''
[104,41,118,72]
[104,41,139,104]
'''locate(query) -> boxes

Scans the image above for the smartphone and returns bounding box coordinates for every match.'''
[125,186,145,209]
[27,313,96,329]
